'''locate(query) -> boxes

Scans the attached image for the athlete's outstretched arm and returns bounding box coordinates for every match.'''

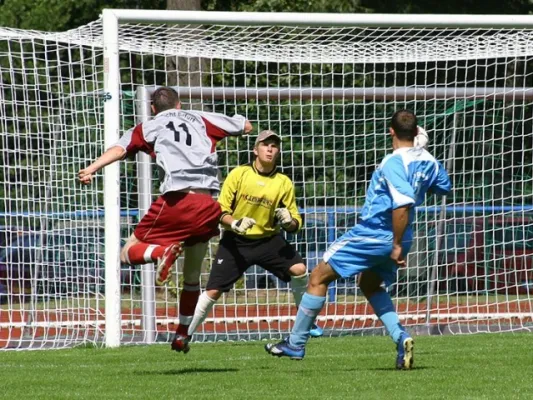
[78,145,126,185]
[201,113,253,138]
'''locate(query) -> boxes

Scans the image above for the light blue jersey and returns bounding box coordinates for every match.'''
[360,147,451,235]
[324,146,451,285]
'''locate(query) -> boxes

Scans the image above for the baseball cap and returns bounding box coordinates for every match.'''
[254,130,280,145]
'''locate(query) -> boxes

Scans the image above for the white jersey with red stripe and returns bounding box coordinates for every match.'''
[116,109,246,194]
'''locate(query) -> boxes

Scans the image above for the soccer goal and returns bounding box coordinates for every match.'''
[1,10,533,350]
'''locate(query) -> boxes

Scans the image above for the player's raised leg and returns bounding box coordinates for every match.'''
[359,270,414,370]
[121,194,187,285]
[155,243,184,285]
[120,233,183,280]
[266,260,338,359]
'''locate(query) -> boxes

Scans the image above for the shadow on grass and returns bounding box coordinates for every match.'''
[135,367,239,376]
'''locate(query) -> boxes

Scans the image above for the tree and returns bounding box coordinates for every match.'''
[166,0,205,92]
[0,0,166,31]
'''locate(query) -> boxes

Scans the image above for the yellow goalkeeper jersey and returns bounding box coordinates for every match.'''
[218,163,302,239]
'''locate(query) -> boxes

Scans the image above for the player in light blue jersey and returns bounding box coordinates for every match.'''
[265,110,451,369]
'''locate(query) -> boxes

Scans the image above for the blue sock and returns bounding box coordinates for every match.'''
[289,293,326,347]
[368,291,404,344]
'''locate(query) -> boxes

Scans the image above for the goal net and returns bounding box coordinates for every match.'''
[1,11,532,350]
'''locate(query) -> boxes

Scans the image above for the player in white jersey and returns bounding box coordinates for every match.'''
[265,110,451,369]
[79,87,253,338]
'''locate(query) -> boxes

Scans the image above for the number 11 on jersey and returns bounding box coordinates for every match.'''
[166,121,192,146]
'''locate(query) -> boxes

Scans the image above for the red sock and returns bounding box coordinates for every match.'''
[126,243,165,265]
[177,283,200,336]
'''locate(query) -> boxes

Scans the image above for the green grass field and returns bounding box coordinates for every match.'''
[1,334,532,399]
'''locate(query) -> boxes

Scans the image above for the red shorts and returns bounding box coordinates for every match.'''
[134,191,221,247]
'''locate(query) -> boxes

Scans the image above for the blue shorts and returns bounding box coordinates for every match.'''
[323,225,412,287]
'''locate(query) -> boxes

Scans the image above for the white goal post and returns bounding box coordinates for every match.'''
[1,10,533,350]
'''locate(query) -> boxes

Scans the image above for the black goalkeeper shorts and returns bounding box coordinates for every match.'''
[206,231,304,292]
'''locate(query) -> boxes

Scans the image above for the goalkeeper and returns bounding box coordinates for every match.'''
[265,110,450,369]
[170,130,323,353]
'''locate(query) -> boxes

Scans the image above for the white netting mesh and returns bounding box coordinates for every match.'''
[1,27,106,349]
[5,23,533,62]
[1,16,533,350]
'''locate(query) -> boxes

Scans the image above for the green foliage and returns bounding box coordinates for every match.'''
[0,0,166,31]
[202,0,531,14]
[0,0,71,31]
[1,0,530,32]
[361,0,532,15]
[203,0,369,13]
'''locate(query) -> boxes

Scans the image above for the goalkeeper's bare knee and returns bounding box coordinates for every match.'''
[205,289,223,302]
[288,263,306,276]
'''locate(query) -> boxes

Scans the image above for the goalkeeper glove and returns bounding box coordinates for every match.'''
[275,208,293,228]
[414,126,429,148]
[230,217,256,234]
